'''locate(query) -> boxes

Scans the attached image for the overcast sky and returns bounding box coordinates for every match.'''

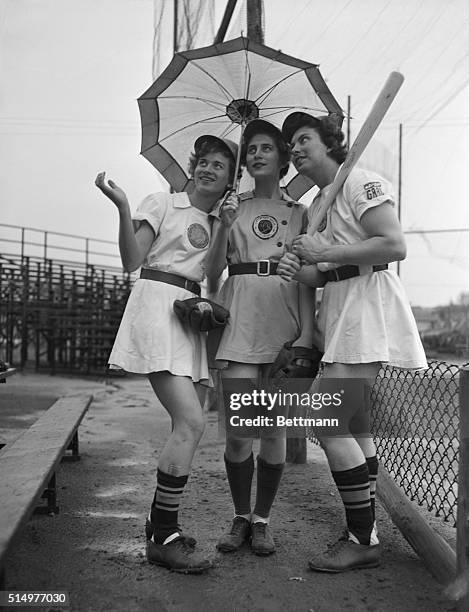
[1,0,468,307]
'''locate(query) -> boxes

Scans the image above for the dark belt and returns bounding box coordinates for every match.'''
[324,264,388,283]
[228,261,278,277]
[140,268,201,296]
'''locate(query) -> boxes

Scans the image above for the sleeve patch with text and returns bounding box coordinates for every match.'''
[364,181,384,200]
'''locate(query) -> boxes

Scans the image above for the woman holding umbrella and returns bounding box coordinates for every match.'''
[205,119,316,556]
[95,134,237,574]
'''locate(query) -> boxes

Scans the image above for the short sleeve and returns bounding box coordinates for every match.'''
[345,168,395,220]
[132,193,168,237]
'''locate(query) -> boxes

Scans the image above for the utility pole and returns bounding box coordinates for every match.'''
[215,0,238,44]
[346,95,351,147]
[247,0,264,44]
[397,123,403,277]
[173,0,179,53]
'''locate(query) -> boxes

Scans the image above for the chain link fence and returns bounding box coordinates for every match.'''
[371,360,466,526]
[307,360,467,526]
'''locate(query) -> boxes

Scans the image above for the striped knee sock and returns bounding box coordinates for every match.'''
[150,469,188,544]
[366,455,379,522]
[331,463,373,545]
[225,453,254,516]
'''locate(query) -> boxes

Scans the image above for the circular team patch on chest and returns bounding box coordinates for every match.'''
[187,223,209,249]
[252,215,279,240]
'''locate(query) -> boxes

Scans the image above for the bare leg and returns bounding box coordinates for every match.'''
[148,371,206,475]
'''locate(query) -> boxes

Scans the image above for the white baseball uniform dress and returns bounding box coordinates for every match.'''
[108,191,216,384]
[310,166,427,369]
[215,190,308,365]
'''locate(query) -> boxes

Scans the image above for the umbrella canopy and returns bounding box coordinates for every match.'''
[138,36,343,199]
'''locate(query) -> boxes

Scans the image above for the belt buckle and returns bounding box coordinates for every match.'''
[184,279,191,291]
[331,268,340,282]
[257,260,271,276]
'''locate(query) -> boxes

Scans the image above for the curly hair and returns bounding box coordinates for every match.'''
[188,141,240,186]
[313,115,348,164]
[241,129,290,179]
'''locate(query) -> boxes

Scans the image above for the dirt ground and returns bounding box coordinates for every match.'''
[0,371,457,612]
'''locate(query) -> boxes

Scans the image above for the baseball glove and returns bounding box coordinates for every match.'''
[173,297,230,332]
[270,340,323,380]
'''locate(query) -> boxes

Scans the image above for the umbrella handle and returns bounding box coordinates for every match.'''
[233,123,246,195]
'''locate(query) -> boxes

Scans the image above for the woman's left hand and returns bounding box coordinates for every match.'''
[291,235,325,264]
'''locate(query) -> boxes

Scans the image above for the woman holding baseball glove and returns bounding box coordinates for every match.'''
[95,134,237,574]
[205,119,316,556]
[277,112,427,573]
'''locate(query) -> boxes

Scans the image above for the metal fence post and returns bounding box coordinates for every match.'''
[457,366,469,610]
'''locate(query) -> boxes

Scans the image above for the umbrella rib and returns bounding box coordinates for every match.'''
[261,105,331,114]
[190,60,234,103]
[219,122,240,139]
[242,46,253,123]
[159,95,227,113]
[156,113,229,146]
[254,69,306,107]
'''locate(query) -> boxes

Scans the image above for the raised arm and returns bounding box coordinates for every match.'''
[204,193,239,281]
[95,172,154,273]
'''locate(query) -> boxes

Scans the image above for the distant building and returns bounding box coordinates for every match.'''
[412,306,442,334]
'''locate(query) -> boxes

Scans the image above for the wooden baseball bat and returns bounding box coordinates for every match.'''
[308,71,405,235]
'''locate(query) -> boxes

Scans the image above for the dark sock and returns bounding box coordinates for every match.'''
[150,469,188,544]
[253,455,285,519]
[366,455,379,522]
[225,453,254,516]
[331,463,373,545]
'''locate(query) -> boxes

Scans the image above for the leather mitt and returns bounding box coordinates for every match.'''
[270,340,323,380]
[173,297,230,332]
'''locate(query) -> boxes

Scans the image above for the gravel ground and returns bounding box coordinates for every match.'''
[0,372,457,612]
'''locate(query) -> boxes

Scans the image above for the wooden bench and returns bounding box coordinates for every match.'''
[0,393,92,588]
[0,368,17,383]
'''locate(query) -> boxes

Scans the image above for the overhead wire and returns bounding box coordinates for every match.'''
[326,0,394,76]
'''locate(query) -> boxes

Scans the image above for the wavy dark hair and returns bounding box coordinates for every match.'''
[307,115,348,164]
[241,129,290,179]
[188,141,240,186]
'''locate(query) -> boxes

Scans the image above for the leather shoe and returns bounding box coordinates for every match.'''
[217,517,251,552]
[250,522,275,556]
[146,536,212,574]
[308,535,380,573]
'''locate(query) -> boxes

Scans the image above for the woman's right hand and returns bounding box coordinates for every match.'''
[219,192,239,228]
[95,172,129,211]
[277,252,302,282]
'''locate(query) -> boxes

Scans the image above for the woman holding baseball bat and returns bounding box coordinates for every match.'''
[277,112,427,573]
[205,119,316,556]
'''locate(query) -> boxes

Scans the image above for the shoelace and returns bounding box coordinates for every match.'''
[171,537,197,555]
[326,536,350,557]
[230,518,248,535]
[252,523,267,536]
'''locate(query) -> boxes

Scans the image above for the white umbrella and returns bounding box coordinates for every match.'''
[138,36,343,199]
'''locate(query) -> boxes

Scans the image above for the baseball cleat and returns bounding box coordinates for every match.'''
[146,536,212,574]
[308,534,380,573]
[250,522,275,556]
[217,516,251,552]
